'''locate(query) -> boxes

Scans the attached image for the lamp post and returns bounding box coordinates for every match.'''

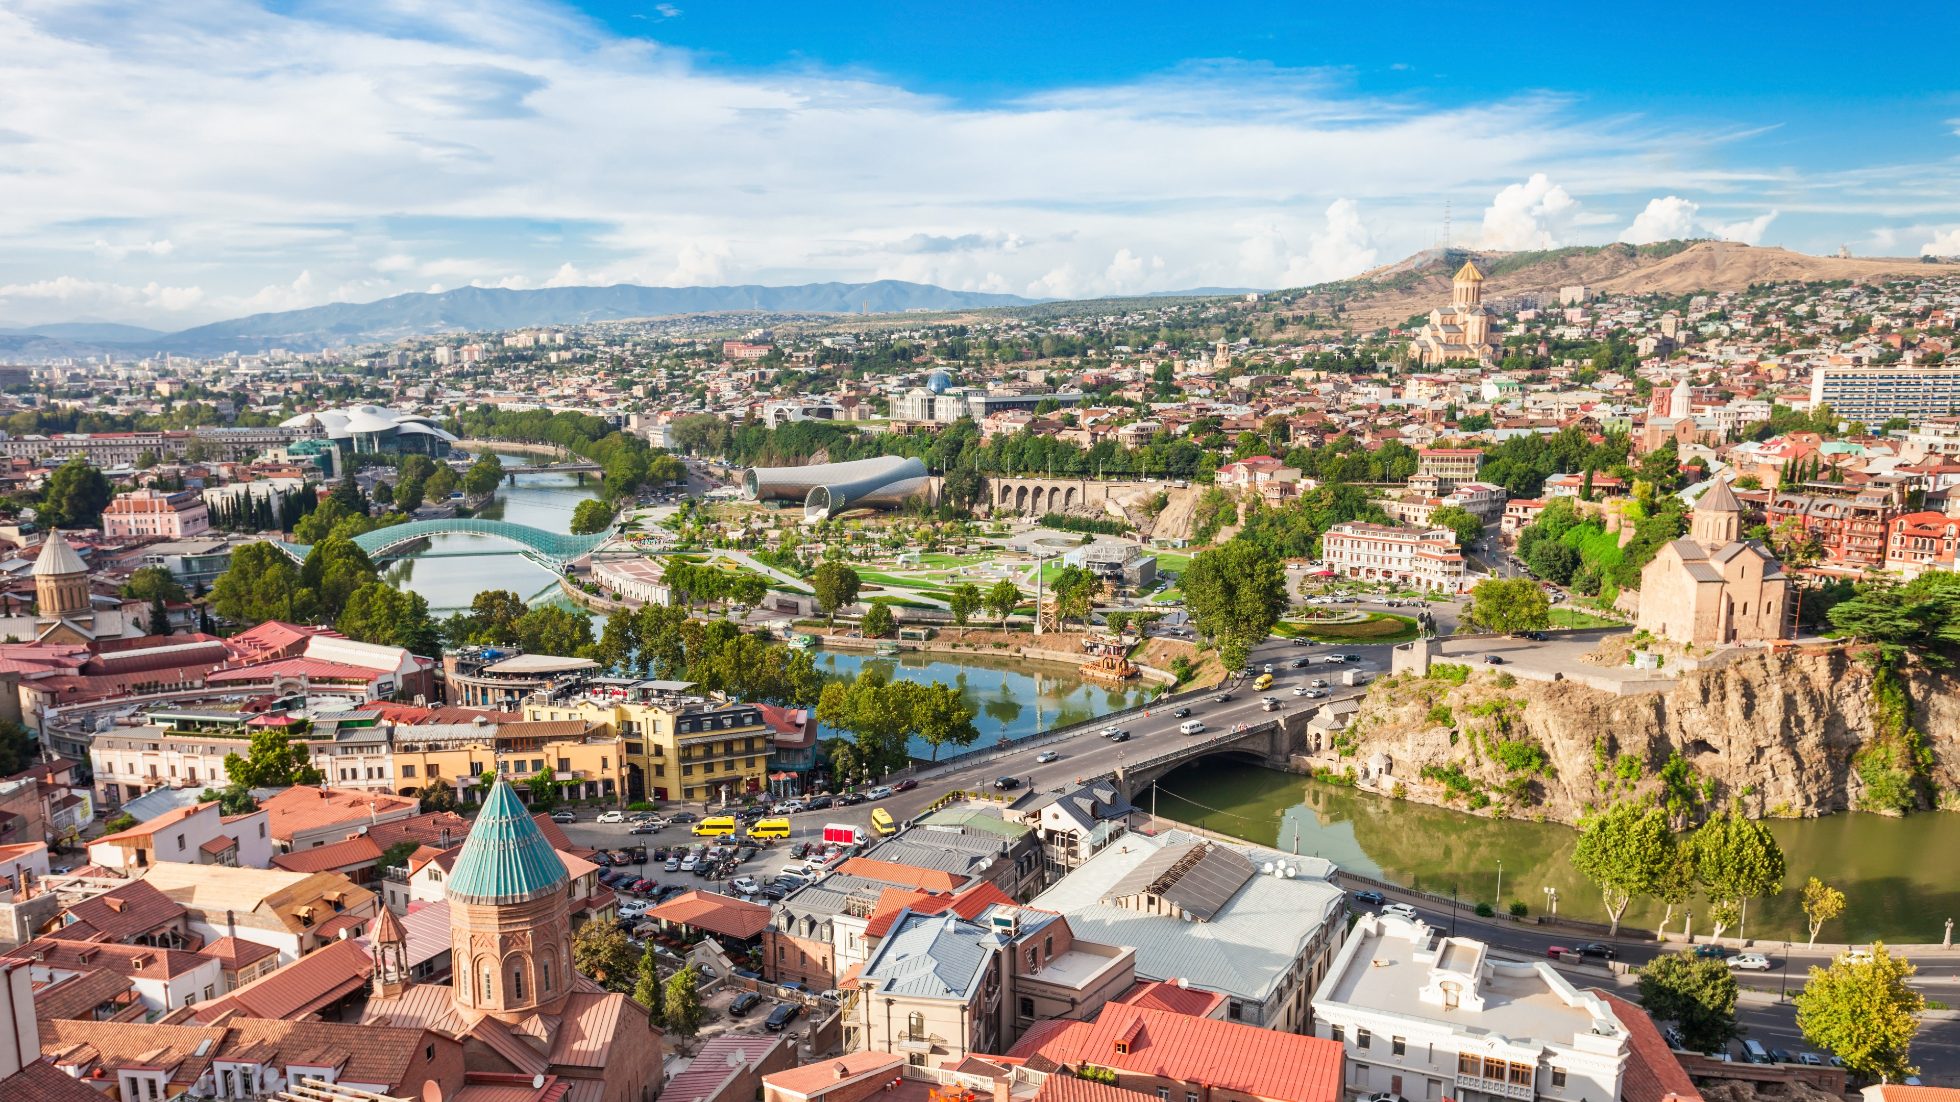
[1779,941,1792,1001]
[1495,859,1504,909]
[1544,885,1559,919]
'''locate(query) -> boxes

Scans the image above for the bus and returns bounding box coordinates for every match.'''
[746,817,791,841]
[869,807,897,837]
[691,816,738,837]
[1253,673,1274,691]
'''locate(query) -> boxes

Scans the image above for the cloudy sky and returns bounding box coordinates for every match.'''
[2,0,1958,329]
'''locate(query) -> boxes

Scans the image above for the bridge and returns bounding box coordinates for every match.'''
[501,462,602,477]
[1106,717,1299,799]
[986,475,1153,517]
[271,518,611,571]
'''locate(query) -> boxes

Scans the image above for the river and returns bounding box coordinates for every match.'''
[813,648,1153,763]
[1151,758,1960,943]
[384,449,602,614]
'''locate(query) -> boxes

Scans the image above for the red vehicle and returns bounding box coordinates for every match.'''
[823,823,867,846]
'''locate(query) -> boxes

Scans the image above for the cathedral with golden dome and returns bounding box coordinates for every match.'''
[1407,260,1503,367]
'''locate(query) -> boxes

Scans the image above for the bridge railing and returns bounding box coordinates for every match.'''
[908,678,1232,778]
[1109,718,1282,780]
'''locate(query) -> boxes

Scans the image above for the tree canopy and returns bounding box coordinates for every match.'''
[1464,578,1551,636]
[222,729,324,789]
[1182,541,1289,670]
[1637,952,1741,1054]
[1794,943,1924,1082]
[1572,802,1674,935]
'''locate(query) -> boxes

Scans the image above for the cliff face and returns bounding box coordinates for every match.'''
[1343,650,1960,823]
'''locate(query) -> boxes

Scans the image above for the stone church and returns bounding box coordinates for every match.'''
[1407,260,1503,366]
[1636,478,1793,648]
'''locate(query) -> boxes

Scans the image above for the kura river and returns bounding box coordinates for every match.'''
[1152,758,1960,943]
[813,648,1153,763]
[384,449,602,613]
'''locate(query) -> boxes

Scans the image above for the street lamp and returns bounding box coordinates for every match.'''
[1779,941,1791,1001]
[1544,885,1559,919]
[1495,859,1503,909]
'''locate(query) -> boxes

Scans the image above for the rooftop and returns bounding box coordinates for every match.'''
[444,780,569,906]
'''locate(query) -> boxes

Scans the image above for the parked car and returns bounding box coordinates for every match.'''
[1351,889,1386,907]
[1728,953,1772,971]
[805,796,834,811]
[1796,1053,1825,1067]
[993,776,1022,790]
[765,1004,803,1032]
[772,800,807,814]
[893,779,918,793]
[550,811,577,823]
[1289,657,1312,668]
[866,785,894,800]
[1035,750,1060,763]
[663,858,682,872]
[1381,903,1420,922]
[1483,654,1505,665]
[1841,947,1874,963]
[731,876,761,895]
[838,792,868,806]
[596,810,625,824]
[728,991,762,1017]
[1691,944,1729,960]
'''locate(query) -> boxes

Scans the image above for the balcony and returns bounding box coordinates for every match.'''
[1455,1073,1534,1100]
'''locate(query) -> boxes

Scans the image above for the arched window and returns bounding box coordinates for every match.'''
[512,961,526,1001]
[481,964,493,1002]
[907,1011,926,1041]
[543,959,553,993]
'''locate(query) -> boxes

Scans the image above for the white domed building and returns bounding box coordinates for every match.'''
[280,404,457,473]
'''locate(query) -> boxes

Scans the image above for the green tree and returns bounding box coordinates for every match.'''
[572,919,639,993]
[1429,504,1485,548]
[1827,573,1960,663]
[525,765,560,810]
[148,592,172,636]
[210,542,306,624]
[121,566,187,605]
[394,476,425,513]
[985,578,1022,629]
[1687,806,1787,940]
[378,840,419,869]
[1572,802,1673,935]
[948,582,982,636]
[1637,952,1741,1053]
[1794,943,1924,1082]
[196,783,259,816]
[571,498,616,535]
[909,680,979,761]
[811,561,862,624]
[816,667,913,775]
[337,581,441,656]
[663,964,704,1047]
[1801,877,1847,947]
[463,453,505,497]
[425,464,458,501]
[1050,565,1101,629]
[1464,578,1552,635]
[222,729,325,789]
[1182,541,1288,670]
[633,943,666,1025]
[39,456,113,528]
[861,599,896,638]
[0,721,35,776]
[300,535,381,622]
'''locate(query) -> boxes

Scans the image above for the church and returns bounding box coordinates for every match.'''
[362,780,665,1102]
[1635,478,1793,648]
[1407,260,1503,366]
[0,529,149,644]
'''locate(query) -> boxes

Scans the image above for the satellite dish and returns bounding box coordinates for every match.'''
[532,1075,546,1090]
[1261,862,1274,875]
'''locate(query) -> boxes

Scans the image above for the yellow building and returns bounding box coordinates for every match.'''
[522,680,774,804]
[1408,260,1502,366]
[305,710,629,806]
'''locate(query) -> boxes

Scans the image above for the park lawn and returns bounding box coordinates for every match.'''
[918,552,993,569]
[1548,607,1621,629]
[857,571,941,591]
[1274,613,1420,645]
[1153,551,1193,575]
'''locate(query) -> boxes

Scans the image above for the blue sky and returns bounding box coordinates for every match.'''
[1,0,1956,328]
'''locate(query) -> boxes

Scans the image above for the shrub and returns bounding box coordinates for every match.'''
[1428,662,1471,685]
[1488,738,1551,776]
[1508,900,1529,917]
[1474,902,1496,918]
[1426,704,1456,728]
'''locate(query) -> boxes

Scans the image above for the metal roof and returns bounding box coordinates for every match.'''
[444,780,569,906]
[1103,841,1255,922]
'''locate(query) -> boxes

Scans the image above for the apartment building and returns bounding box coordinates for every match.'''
[0,427,295,467]
[1810,364,1960,422]
[138,862,381,964]
[1312,915,1630,1102]
[86,800,274,871]
[1007,1001,1346,1102]
[1321,522,1467,593]
[523,678,775,802]
[1885,510,1960,578]
[1765,480,1907,569]
[1415,448,1483,491]
[443,648,600,710]
[101,488,212,539]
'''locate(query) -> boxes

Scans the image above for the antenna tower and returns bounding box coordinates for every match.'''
[1442,199,1452,256]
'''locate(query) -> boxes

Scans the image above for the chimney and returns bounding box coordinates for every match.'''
[991,1079,1011,1102]
[833,1063,850,1082]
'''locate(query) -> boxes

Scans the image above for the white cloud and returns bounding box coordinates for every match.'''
[92,238,175,260]
[1708,211,1778,245]
[1923,228,1960,256]
[0,275,204,318]
[668,240,733,286]
[1234,199,1379,289]
[1620,196,1703,244]
[1479,174,1582,250]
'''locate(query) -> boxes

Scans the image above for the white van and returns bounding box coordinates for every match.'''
[1178,720,1207,735]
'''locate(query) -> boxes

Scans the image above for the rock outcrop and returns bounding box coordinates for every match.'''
[1344,648,1960,824]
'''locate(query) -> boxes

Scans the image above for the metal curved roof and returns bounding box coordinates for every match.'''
[744,455,930,520]
[444,780,568,906]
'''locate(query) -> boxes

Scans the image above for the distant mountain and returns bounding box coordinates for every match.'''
[47,280,1037,357]
[1140,287,1265,297]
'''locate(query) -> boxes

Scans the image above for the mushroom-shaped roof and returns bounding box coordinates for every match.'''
[343,406,402,434]
[33,530,86,577]
[445,780,568,907]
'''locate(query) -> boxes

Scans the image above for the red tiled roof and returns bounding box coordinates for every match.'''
[3,1055,127,1102]
[1034,1077,1163,1102]
[3,937,211,981]
[647,890,771,941]
[1594,990,1702,1102]
[270,834,382,873]
[1112,979,1226,1019]
[193,938,372,1021]
[56,880,187,942]
[1007,1003,1343,1102]
[199,936,278,971]
[206,656,384,684]
[92,802,214,844]
[762,1052,905,1098]
[864,881,1013,940]
[258,786,417,842]
[837,857,968,893]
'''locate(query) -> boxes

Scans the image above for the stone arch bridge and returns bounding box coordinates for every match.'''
[1105,715,1304,801]
[987,476,1147,518]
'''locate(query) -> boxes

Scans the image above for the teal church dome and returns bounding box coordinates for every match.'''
[445,780,569,906]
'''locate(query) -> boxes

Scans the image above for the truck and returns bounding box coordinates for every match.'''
[1341,668,1371,687]
[822,823,867,847]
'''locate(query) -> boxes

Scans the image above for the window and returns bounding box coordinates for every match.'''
[1187,1094,1199,1102]
[1330,1025,1344,1044]
[543,960,553,992]
[1552,1069,1567,1089]
[1357,1029,1371,1050]
[176,833,186,851]
[1508,1064,1533,1088]
[402,764,416,778]
[1393,1036,1406,1057]
[511,965,525,1000]
[1019,996,1035,1017]
[1155,1091,1169,1102]
[907,1011,926,1041]
[1227,1001,1242,1021]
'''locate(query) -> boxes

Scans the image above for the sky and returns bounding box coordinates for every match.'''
[2,0,1958,330]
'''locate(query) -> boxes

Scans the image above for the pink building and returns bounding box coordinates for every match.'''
[101,489,210,539]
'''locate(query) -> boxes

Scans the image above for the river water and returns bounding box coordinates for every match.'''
[383,450,601,614]
[813,648,1152,763]
[1150,758,1960,943]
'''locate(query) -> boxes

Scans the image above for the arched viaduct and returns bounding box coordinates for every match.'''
[986,476,1141,518]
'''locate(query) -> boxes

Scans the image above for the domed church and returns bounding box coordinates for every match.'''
[363,780,665,1102]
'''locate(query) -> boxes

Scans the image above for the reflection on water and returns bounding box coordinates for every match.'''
[814,648,1152,762]
[1152,757,1960,942]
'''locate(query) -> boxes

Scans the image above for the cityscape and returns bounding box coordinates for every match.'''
[2,6,1960,1102]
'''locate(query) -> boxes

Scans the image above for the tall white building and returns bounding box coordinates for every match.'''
[1810,364,1960,422]
[1321,522,1467,593]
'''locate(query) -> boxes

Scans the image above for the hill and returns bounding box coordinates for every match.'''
[1304,241,1960,331]
[14,280,1037,358]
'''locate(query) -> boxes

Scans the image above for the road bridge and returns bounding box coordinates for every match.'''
[271,518,611,571]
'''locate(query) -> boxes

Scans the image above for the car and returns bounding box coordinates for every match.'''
[1572,942,1618,961]
[728,991,762,1017]
[1322,654,1346,664]
[662,856,681,872]
[759,884,789,900]
[1691,944,1729,960]
[1293,637,1312,646]
[736,845,758,861]
[550,811,577,823]
[893,779,918,792]
[1212,693,1232,703]
[1292,685,1310,696]
[617,901,648,919]
[1351,889,1386,907]
[1262,663,1274,674]
[1310,679,1328,688]
[679,856,699,872]
[1035,750,1060,763]
[1796,1053,1826,1067]
[731,876,761,895]
[667,812,699,824]
[772,800,807,814]
[596,810,625,824]
[1662,1026,1686,1049]
[993,776,1022,790]
[1108,730,1131,742]
[805,796,834,811]
[1261,697,1280,711]
[838,791,868,806]
[1728,953,1772,971]
[1178,720,1207,735]
[1519,631,1547,641]
[765,1003,803,1032]
[1172,707,1192,718]
[1381,903,1420,921]
[630,823,659,835]
[1840,947,1874,963]
[632,878,657,893]
[866,785,894,800]
[1483,654,1505,665]
[1289,657,1312,669]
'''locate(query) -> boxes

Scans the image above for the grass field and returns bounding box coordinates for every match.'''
[1549,607,1622,629]
[1273,613,1421,645]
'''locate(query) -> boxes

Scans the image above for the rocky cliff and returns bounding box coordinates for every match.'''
[1341,648,1960,824]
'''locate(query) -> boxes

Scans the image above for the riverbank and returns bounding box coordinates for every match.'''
[806,625,1180,687]
[455,438,570,459]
